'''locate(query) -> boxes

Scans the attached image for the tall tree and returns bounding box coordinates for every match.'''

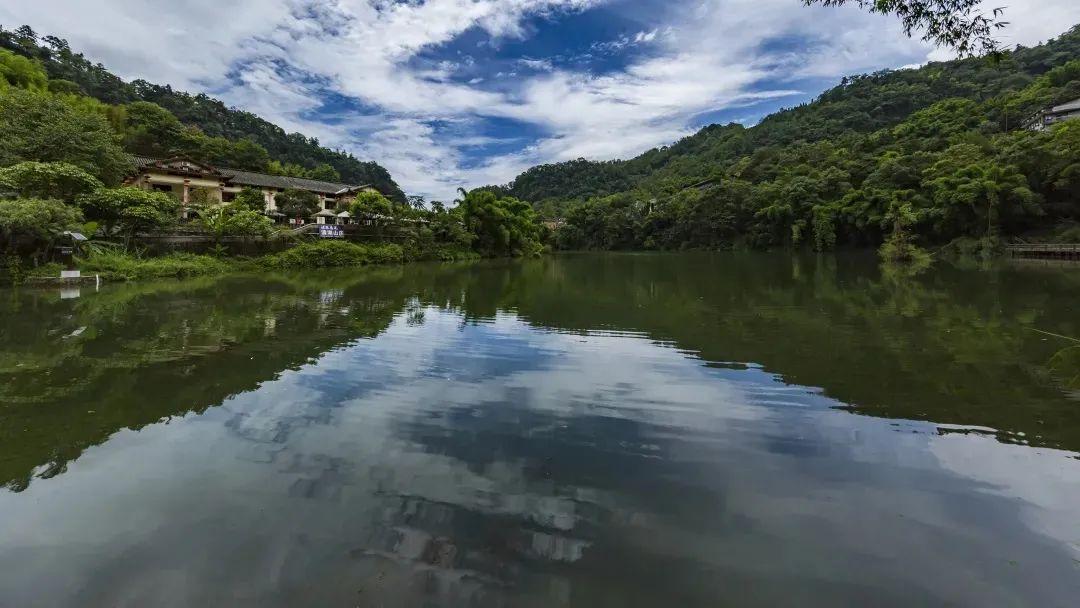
[0,88,132,184]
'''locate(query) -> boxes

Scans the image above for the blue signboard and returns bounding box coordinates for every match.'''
[319,225,344,239]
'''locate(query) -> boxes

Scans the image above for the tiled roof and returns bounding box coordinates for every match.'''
[132,156,372,195]
[1051,97,1080,113]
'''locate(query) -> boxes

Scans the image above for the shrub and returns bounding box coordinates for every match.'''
[200,204,274,239]
[0,197,84,252]
[233,187,266,212]
[78,250,231,281]
[77,187,179,244]
[258,240,404,269]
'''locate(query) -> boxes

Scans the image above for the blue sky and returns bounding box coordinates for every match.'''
[3,0,1078,200]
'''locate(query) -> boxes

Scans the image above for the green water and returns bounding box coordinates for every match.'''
[1,252,1078,607]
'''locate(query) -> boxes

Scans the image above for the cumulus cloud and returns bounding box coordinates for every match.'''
[2,0,1079,199]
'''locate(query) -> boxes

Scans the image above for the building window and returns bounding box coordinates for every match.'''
[324,200,337,211]
[222,192,236,202]
[152,184,172,193]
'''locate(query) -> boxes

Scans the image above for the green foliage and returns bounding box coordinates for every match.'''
[507,26,1080,254]
[804,1,1006,56]
[0,161,103,201]
[0,197,84,252]
[0,26,406,202]
[349,190,395,217]
[199,204,274,239]
[120,100,186,158]
[233,187,266,212]
[185,187,214,208]
[77,187,179,241]
[117,100,273,171]
[922,144,1041,239]
[267,160,341,182]
[427,207,473,250]
[879,225,932,266]
[78,250,231,281]
[0,48,47,91]
[457,189,543,257]
[0,87,132,184]
[46,79,81,95]
[258,240,404,269]
[275,188,321,219]
[1,254,27,283]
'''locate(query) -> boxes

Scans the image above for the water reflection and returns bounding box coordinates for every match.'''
[0,253,1078,606]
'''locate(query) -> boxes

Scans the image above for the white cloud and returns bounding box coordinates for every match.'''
[518,57,556,71]
[2,0,1079,199]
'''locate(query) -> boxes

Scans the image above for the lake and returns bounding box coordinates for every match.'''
[1,252,1078,607]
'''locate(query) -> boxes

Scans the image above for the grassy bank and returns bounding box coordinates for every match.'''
[60,240,484,282]
[77,250,234,281]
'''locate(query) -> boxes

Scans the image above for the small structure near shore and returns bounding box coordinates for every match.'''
[1006,243,1080,259]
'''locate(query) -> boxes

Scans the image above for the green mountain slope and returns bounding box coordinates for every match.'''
[499,26,1080,251]
[0,25,406,202]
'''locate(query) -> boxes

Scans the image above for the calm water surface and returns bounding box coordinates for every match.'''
[1,252,1078,607]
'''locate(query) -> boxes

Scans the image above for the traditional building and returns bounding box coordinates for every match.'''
[1024,97,1080,131]
[125,157,380,224]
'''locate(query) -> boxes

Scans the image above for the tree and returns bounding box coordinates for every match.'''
[0,161,103,201]
[0,197,83,256]
[77,187,178,246]
[923,144,1041,239]
[200,204,274,241]
[275,188,320,220]
[267,160,338,180]
[349,191,395,218]
[457,189,542,256]
[233,187,267,213]
[803,1,1007,56]
[120,101,186,158]
[0,88,132,184]
[220,138,271,171]
[879,193,932,264]
[308,163,340,182]
[219,208,274,238]
[0,49,47,91]
[46,79,82,95]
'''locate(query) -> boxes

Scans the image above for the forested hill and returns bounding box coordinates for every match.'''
[0,25,406,202]
[498,26,1080,252]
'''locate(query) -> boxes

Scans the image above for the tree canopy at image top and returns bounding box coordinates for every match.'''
[804,0,1008,56]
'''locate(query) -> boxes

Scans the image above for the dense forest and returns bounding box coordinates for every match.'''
[0,25,406,202]
[495,25,1080,253]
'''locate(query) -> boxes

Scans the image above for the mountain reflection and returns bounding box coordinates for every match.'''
[1,253,1079,606]
[3,254,1078,494]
